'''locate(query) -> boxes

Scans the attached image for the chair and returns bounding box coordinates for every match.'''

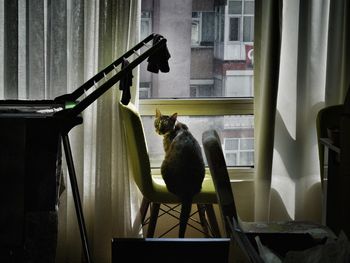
[316,104,343,183]
[202,129,336,258]
[118,102,221,238]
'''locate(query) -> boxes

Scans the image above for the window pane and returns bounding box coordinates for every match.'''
[225,139,238,150]
[244,1,254,15]
[229,17,240,41]
[190,85,214,97]
[228,0,242,14]
[201,12,214,45]
[191,21,200,45]
[192,12,200,18]
[226,153,237,166]
[139,82,151,99]
[141,115,254,168]
[240,138,254,150]
[139,2,254,96]
[243,16,254,42]
[220,13,225,42]
[141,20,150,40]
[239,151,254,166]
[141,11,151,40]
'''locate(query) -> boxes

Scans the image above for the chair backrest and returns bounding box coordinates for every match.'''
[119,102,154,198]
[202,129,264,263]
[316,104,343,182]
[202,129,238,237]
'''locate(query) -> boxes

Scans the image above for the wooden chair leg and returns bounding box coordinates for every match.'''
[147,203,160,237]
[205,204,221,237]
[197,204,210,237]
[140,197,150,224]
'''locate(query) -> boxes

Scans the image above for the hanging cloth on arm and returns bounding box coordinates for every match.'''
[119,59,133,105]
[147,34,171,74]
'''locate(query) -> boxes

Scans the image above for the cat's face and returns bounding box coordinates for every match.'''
[154,109,177,135]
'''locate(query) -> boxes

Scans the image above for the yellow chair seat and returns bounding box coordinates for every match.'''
[151,175,218,204]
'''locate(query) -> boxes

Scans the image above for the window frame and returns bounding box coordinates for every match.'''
[139,98,255,179]
[139,1,255,180]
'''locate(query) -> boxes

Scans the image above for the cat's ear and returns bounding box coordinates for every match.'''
[171,113,178,121]
[156,108,161,118]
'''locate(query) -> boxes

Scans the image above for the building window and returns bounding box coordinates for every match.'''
[192,12,201,45]
[191,12,215,46]
[139,82,151,99]
[228,0,254,43]
[215,5,225,43]
[141,11,152,40]
[224,137,254,166]
[190,84,214,97]
[229,17,240,41]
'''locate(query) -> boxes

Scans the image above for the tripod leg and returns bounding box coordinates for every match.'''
[62,133,92,263]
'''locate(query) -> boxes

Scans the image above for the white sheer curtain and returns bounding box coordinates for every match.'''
[0,0,141,262]
[270,0,350,222]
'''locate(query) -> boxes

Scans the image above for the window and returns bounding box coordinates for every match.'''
[215,5,225,42]
[190,79,215,97]
[139,82,151,99]
[139,0,254,176]
[190,85,214,97]
[192,12,215,46]
[228,0,254,43]
[229,17,240,41]
[141,11,152,40]
[192,12,201,45]
[224,137,254,166]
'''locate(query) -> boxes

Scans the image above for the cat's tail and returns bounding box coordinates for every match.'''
[179,196,193,238]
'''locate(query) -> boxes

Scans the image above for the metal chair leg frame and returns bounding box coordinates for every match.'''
[205,204,221,237]
[142,203,219,238]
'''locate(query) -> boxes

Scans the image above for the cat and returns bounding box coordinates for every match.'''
[154,108,205,237]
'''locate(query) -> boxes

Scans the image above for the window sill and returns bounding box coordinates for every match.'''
[151,167,254,182]
[139,98,254,116]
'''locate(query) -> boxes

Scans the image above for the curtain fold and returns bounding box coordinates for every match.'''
[272,0,330,222]
[92,0,141,261]
[325,0,350,106]
[0,1,141,262]
[254,0,283,221]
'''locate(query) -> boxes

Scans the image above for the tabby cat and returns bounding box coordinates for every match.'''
[154,109,205,237]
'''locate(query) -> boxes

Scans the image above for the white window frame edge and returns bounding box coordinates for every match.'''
[139,98,253,116]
